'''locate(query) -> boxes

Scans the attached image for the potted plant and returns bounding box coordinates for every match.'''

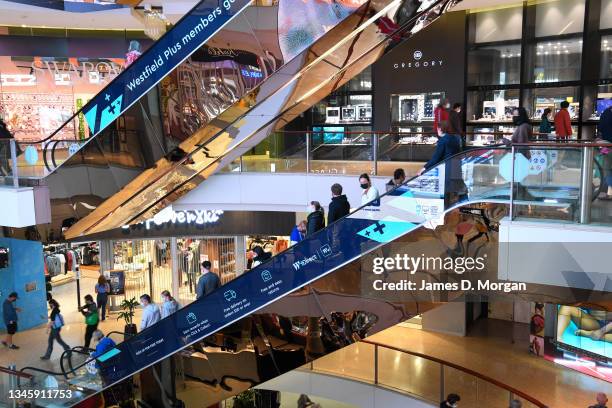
[118,297,139,339]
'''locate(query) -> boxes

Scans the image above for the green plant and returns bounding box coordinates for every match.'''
[117,297,138,326]
[233,390,256,408]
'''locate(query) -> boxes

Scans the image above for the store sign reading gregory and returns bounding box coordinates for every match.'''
[122,209,224,232]
[82,0,251,137]
[393,50,443,70]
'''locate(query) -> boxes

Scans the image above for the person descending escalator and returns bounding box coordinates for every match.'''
[386,168,406,192]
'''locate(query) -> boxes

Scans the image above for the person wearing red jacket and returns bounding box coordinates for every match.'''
[554,101,573,138]
[433,99,450,135]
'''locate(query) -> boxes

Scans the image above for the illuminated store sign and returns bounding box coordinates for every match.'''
[393,50,443,69]
[122,209,224,231]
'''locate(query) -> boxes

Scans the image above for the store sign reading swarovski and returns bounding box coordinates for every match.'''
[393,50,443,69]
[122,209,224,230]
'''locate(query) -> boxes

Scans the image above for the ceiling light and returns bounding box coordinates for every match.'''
[517,53,521,57]
[536,52,541,56]
[557,50,561,55]
[565,50,569,53]
[538,45,543,49]
[557,42,561,46]
[544,51,549,55]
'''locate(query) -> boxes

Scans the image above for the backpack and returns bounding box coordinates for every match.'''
[53,313,65,329]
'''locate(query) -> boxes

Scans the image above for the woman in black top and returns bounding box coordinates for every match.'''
[306,201,325,236]
[41,299,71,360]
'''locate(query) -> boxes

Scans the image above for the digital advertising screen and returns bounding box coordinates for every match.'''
[549,305,612,382]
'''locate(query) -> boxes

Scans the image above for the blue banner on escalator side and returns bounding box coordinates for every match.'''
[82,0,251,137]
[95,176,449,385]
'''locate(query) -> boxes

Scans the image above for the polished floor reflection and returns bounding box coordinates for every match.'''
[310,321,612,408]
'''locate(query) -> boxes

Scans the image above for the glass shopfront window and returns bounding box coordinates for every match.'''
[390,91,445,124]
[594,85,612,121]
[602,35,612,79]
[467,43,521,86]
[530,38,582,83]
[474,6,523,43]
[524,86,580,121]
[111,237,238,306]
[467,88,520,123]
[535,0,585,37]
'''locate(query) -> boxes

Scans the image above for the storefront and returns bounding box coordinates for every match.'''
[79,209,295,306]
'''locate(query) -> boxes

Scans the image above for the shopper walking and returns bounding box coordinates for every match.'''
[385,168,406,192]
[359,173,379,206]
[80,294,99,349]
[306,201,325,235]
[539,107,553,137]
[2,292,21,349]
[139,294,161,330]
[327,183,350,224]
[196,261,221,299]
[509,107,533,159]
[589,393,608,408]
[554,101,573,139]
[440,393,461,408]
[95,275,110,321]
[160,290,180,319]
[433,98,450,135]
[289,221,306,246]
[41,299,70,360]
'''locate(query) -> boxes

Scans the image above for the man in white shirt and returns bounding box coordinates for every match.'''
[139,294,161,330]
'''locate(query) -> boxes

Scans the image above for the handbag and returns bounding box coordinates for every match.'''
[85,311,99,326]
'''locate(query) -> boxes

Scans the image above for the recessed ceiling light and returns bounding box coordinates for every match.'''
[536,52,541,56]
[20,24,26,28]
[557,50,561,54]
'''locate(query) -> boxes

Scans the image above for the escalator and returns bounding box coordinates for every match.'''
[39,0,460,238]
[20,145,611,407]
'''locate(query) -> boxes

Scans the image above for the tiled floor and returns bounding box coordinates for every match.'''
[0,268,143,375]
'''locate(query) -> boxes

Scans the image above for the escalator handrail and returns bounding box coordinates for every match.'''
[81,0,452,231]
[57,145,504,379]
[60,346,93,378]
[360,339,549,407]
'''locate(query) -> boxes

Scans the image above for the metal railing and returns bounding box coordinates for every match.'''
[306,340,548,408]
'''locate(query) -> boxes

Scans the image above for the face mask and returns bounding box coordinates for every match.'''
[310,206,316,213]
[360,183,369,189]
[445,103,450,109]
[512,115,520,125]
[307,205,313,213]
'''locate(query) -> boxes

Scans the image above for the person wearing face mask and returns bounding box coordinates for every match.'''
[359,173,380,206]
[160,290,180,319]
[139,294,161,330]
[434,98,450,135]
[539,107,553,138]
[440,393,460,408]
[306,201,325,236]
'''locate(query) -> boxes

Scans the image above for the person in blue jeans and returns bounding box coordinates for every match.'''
[95,275,110,321]
[41,299,70,360]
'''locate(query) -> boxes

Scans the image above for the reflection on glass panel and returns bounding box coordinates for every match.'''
[474,6,523,43]
[513,148,583,223]
[311,342,375,383]
[241,131,307,173]
[601,35,612,79]
[377,346,441,402]
[467,89,520,123]
[309,127,374,175]
[535,0,585,37]
[467,44,521,86]
[343,66,372,91]
[532,38,582,83]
